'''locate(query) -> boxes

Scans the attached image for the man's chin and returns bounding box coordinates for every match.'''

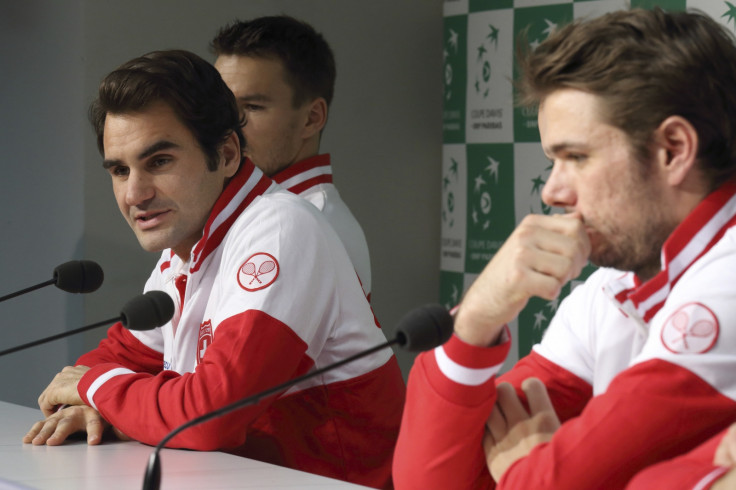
[590,251,652,276]
[588,246,620,271]
[135,237,169,254]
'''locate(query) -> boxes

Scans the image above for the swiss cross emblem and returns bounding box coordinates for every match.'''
[197,320,213,364]
[237,253,279,291]
[660,302,719,355]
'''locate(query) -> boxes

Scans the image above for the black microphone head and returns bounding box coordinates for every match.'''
[53,260,104,294]
[395,304,454,352]
[120,291,175,331]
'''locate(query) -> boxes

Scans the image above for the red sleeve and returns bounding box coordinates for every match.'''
[76,310,313,450]
[495,359,736,489]
[75,322,162,375]
[626,429,730,490]
[393,334,509,490]
[497,350,592,424]
[394,341,736,490]
[393,339,590,490]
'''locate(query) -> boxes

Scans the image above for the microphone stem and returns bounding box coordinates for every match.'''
[142,304,451,490]
[0,316,121,357]
[0,279,56,303]
[159,337,399,449]
[149,338,401,468]
[143,337,401,490]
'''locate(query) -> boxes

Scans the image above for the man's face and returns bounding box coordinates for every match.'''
[102,102,238,261]
[215,54,311,176]
[539,88,675,280]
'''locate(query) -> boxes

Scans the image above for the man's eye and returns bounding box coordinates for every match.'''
[244,104,263,111]
[151,157,171,168]
[111,166,129,177]
[569,154,587,163]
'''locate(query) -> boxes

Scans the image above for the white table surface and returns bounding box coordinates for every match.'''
[0,401,370,489]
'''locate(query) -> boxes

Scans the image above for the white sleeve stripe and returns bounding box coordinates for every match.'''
[692,467,730,490]
[85,367,135,410]
[434,345,503,386]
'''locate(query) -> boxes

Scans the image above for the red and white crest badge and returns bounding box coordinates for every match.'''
[197,320,213,364]
[237,252,279,292]
[660,302,719,355]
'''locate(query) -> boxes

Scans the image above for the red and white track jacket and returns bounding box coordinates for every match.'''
[76,161,405,489]
[272,154,372,299]
[393,182,736,490]
[626,427,731,490]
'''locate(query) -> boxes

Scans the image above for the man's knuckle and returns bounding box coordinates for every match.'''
[38,424,53,436]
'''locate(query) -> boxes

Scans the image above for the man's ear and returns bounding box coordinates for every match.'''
[653,115,698,186]
[220,130,242,178]
[301,97,328,139]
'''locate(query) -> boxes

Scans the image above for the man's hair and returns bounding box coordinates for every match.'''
[211,15,336,108]
[90,49,245,171]
[517,8,736,187]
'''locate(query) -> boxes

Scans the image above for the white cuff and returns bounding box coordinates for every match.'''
[434,345,503,386]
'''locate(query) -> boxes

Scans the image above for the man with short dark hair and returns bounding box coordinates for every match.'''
[394,8,736,489]
[23,49,404,490]
[212,15,373,299]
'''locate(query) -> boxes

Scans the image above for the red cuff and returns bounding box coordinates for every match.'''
[443,327,511,368]
[420,328,511,406]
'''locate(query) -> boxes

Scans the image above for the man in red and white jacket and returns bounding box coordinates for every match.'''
[213,16,372,299]
[393,9,736,489]
[23,50,404,490]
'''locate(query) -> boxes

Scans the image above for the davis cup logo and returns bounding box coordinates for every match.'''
[197,320,213,364]
[237,252,279,292]
[660,302,719,355]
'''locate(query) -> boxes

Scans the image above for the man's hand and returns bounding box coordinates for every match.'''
[483,378,561,482]
[454,213,590,347]
[714,423,736,467]
[23,404,109,446]
[38,365,89,416]
[708,424,736,490]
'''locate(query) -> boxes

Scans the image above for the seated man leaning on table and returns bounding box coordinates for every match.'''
[393,8,736,490]
[22,49,405,490]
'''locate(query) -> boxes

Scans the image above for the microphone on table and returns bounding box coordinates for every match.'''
[0,260,104,303]
[141,303,454,490]
[0,291,174,357]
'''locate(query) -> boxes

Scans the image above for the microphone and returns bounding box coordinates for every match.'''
[142,304,453,490]
[0,291,174,357]
[0,260,104,303]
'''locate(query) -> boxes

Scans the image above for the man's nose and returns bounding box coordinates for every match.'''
[125,171,155,207]
[541,162,576,209]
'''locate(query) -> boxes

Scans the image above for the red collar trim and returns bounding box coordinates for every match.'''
[189,160,275,273]
[159,253,173,273]
[271,154,333,195]
[605,182,736,322]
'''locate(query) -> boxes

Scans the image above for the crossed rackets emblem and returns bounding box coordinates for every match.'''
[237,252,280,291]
[242,260,275,284]
[670,310,714,350]
[660,302,719,354]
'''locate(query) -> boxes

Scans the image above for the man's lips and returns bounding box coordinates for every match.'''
[133,210,170,229]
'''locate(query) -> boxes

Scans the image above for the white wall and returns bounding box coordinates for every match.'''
[0,0,442,407]
[0,0,86,407]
